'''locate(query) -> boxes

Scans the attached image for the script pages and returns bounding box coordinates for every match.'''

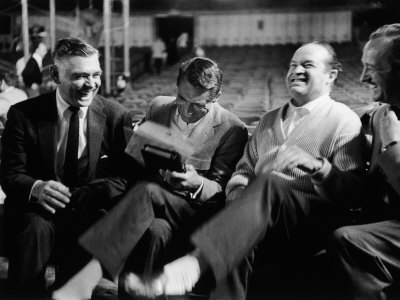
[125,120,195,167]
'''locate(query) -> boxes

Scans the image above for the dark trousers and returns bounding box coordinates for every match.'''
[327,219,400,300]
[5,206,106,297]
[153,58,163,75]
[79,181,222,281]
[191,173,349,300]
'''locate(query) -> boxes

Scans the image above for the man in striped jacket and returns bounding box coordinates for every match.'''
[131,41,368,300]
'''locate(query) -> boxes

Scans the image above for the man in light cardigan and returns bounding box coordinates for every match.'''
[131,41,368,300]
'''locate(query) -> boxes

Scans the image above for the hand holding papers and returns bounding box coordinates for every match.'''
[125,121,195,173]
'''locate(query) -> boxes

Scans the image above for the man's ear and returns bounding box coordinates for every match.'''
[50,65,60,84]
[328,69,338,84]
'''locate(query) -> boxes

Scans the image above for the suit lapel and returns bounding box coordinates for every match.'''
[87,98,106,178]
[38,92,58,178]
[152,101,176,126]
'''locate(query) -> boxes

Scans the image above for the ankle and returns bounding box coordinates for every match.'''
[191,248,208,274]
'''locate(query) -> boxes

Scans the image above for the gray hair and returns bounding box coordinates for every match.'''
[53,37,99,65]
[369,23,400,69]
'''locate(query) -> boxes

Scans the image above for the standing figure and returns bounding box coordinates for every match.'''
[151,37,167,75]
[22,42,48,97]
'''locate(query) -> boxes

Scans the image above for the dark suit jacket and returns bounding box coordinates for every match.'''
[22,56,42,87]
[144,96,248,203]
[1,90,133,214]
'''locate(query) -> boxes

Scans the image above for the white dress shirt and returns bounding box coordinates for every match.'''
[30,89,89,200]
[168,108,205,198]
[282,94,329,139]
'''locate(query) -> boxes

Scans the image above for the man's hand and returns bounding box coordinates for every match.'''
[380,108,400,147]
[160,164,202,192]
[264,145,323,174]
[31,180,71,214]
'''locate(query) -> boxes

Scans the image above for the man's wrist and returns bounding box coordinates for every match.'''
[312,157,324,174]
[30,180,43,201]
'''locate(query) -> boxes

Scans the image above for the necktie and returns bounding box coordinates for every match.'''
[63,106,80,187]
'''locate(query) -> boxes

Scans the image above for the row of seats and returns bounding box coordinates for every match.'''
[114,43,372,127]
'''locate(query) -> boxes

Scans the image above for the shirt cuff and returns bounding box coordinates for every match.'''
[29,180,43,202]
[32,52,43,69]
[190,177,204,200]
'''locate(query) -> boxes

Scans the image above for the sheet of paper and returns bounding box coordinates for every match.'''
[125,121,195,166]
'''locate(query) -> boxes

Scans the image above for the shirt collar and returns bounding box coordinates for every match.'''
[288,93,329,113]
[56,88,88,120]
[175,107,204,129]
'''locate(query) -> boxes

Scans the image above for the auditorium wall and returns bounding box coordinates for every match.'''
[196,10,352,46]
[18,9,352,48]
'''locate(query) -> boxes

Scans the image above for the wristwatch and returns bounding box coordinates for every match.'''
[382,141,399,152]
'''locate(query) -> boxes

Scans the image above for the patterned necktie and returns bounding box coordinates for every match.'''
[63,106,80,187]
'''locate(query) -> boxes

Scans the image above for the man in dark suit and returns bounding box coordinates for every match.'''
[52,57,248,300]
[1,37,133,298]
[328,23,400,300]
[22,42,48,97]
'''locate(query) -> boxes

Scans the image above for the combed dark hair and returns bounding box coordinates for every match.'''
[307,41,343,72]
[53,37,99,63]
[370,23,400,69]
[176,57,223,102]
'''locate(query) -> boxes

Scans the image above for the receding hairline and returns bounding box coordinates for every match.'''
[294,43,331,63]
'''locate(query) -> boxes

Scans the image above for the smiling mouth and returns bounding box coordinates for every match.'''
[290,77,307,83]
[79,90,94,97]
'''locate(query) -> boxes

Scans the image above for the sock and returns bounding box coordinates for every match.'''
[52,258,103,300]
[162,254,201,295]
[123,273,163,298]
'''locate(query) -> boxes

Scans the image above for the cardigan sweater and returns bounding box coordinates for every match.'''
[226,96,367,205]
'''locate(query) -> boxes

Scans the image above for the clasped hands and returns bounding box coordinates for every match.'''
[159,164,202,192]
[263,144,323,174]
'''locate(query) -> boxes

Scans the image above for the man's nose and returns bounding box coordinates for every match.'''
[360,67,370,83]
[294,65,305,74]
[85,76,96,87]
[185,103,195,114]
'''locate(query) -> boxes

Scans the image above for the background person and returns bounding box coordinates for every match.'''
[0,70,28,126]
[22,42,48,98]
[151,36,167,75]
